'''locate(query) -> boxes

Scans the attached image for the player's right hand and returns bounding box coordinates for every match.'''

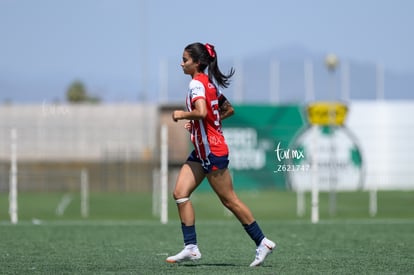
[184,122,192,132]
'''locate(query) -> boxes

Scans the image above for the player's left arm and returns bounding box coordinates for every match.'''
[218,94,234,120]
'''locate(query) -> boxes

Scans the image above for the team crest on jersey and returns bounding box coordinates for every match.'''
[191,86,203,97]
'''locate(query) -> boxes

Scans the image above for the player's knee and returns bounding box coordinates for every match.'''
[175,197,190,204]
[220,196,239,210]
[172,190,189,202]
[219,196,231,208]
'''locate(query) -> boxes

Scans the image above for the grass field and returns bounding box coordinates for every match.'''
[1,191,413,274]
[1,220,413,274]
[1,190,414,221]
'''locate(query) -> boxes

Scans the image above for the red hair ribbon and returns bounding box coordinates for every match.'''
[205,43,216,58]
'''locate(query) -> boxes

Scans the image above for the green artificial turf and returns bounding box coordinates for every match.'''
[1,220,413,274]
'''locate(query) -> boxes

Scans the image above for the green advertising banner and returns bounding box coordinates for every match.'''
[199,104,306,191]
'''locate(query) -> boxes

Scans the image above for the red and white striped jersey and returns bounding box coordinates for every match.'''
[185,73,228,160]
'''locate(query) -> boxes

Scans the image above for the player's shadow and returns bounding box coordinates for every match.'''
[180,262,237,267]
[174,262,274,272]
[196,263,237,267]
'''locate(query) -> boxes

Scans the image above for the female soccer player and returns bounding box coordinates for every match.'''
[166,42,276,267]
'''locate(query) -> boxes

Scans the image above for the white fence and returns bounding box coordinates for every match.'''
[1,102,413,191]
[0,103,157,161]
[347,101,414,190]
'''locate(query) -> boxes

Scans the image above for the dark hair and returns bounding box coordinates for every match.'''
[184,42,235,88]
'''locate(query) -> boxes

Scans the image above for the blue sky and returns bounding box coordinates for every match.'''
[0,0,413,102]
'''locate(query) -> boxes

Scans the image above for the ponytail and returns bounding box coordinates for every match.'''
[184,42,235,88]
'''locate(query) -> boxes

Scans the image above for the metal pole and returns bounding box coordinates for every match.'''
[159,58,169,104]
[233,58,243,103]
[311,126,319,223]
[269,59,280,104]
[376,63,385,100]
[9,128,18,224]
[81,168,89,218]
[325,54,339,217]
[304,59,315,102]
[160,125,168,224]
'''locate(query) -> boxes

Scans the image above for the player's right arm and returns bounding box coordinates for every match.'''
[172,99,207,121]
[172,80,207,122]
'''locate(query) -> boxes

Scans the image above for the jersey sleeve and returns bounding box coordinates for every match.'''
[189,79,205,103]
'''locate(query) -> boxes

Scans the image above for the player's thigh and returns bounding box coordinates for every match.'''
[206,168,236,200]
[173,161,205,198]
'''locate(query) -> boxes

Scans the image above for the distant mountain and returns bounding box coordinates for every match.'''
[228,45,414,103]
[2,45,414,104]
[164,45,414,104]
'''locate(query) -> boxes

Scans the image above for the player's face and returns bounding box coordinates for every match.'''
[181,50,199,76]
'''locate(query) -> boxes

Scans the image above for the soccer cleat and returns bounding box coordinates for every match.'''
[249,237,276,267]
[166,244,201,263]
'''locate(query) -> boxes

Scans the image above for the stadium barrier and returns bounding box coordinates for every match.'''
[1,102,413,223]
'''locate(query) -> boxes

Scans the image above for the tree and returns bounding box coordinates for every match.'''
[66,80,100,103]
